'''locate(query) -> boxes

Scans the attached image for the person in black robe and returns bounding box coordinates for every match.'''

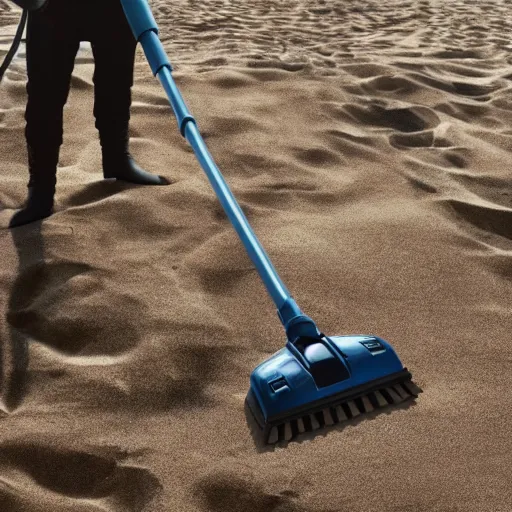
[10,0,169,228]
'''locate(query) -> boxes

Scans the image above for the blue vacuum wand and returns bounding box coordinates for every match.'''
[120,0,421,443]
[119,0,318,344]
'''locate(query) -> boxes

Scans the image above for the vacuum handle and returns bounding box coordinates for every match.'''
[120,0,322,340]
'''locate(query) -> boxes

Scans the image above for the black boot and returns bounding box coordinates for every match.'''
[9,185,55,228]
[9,145,57,228]
[100,126,170,186]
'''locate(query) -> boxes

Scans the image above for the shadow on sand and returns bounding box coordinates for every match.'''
[1,219,45,412]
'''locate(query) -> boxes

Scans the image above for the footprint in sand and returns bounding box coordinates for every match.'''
[0,182,135,228]
[292,146,342,167]
[63,181,134,209]
[2,258,144,410]
[53,332,240,413]
[194,471,310,512]
[6,261,143,357]
[0,442,161,512]
[341,103,440,134]
[333,103,441,152]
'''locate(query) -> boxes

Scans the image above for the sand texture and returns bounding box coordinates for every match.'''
[1,0,512,510]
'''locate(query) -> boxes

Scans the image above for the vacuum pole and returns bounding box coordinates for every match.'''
[119,0,321,341]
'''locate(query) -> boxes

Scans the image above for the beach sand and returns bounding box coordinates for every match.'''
[1,0,511,510]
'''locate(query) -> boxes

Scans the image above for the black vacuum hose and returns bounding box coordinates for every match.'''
[0,8,28,83]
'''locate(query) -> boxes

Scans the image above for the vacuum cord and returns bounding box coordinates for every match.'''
[0,9,28,83]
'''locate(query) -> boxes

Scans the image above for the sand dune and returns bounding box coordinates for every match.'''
[1,0,511,510]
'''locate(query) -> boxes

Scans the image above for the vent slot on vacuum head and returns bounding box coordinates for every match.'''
[294,337,350,388]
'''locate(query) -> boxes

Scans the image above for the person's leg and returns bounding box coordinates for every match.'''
[90,1,169,186]
[10,2,80,228]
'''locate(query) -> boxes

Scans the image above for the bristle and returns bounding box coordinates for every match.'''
[335,405,348,421]
[361,395,374,412]
[303,415,313,431]
[310,414,321,430]
[374,390,388,407]
[403,380,422,396]
[385,387,404,403]
[268,426,279,444]
[346,400,360,418]
[393,383,410,400]
[284,422,293,441]
[323,408,335,426]
[262,379,422,444]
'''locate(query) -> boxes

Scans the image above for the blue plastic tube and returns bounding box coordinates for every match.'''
[120,0,320,338]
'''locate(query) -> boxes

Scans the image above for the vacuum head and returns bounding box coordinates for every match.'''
[246,334,421,443]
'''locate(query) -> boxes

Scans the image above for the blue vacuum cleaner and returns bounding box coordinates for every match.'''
[120,0,421,443]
